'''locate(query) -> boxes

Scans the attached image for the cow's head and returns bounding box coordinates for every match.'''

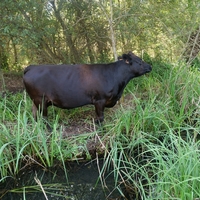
[122,51,152,77]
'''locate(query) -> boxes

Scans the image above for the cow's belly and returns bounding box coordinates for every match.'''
[46,90,92,109]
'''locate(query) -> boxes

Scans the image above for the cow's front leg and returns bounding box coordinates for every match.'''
[94,100,105,124]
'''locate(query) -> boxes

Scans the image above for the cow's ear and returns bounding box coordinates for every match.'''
[122,54,132,65]
[118,56,123,60]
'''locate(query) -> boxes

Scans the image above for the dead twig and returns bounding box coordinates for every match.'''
[34,172,48,200]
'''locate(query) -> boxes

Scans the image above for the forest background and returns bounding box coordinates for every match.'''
[0,0,200,70]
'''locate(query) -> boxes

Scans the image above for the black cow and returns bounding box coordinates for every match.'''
[23,52,152,124]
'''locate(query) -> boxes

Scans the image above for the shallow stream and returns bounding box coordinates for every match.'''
[1,159,126,200]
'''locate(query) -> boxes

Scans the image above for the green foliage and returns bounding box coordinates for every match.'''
[191,58,200,70]
[0,51,9,70]
[0,0,200,69]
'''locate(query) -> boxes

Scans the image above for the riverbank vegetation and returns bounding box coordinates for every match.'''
[0,0,200,199]
[1,60,199,199]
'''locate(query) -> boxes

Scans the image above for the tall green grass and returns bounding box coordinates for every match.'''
[100,129,200,199]
[0,61,199,199]
[0,92,94,183]
[100,62,200,199]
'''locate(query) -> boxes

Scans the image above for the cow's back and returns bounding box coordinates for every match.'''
[23,64,94,108]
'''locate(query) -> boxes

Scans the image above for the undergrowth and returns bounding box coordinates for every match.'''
[0,61,199,199]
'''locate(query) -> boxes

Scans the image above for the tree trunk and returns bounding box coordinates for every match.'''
[11,37,18,65]
[50,0,80,63]
[108,0,117,61]
[99,0,118,61]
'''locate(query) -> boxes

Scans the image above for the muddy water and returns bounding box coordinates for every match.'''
[1,159,125,200]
